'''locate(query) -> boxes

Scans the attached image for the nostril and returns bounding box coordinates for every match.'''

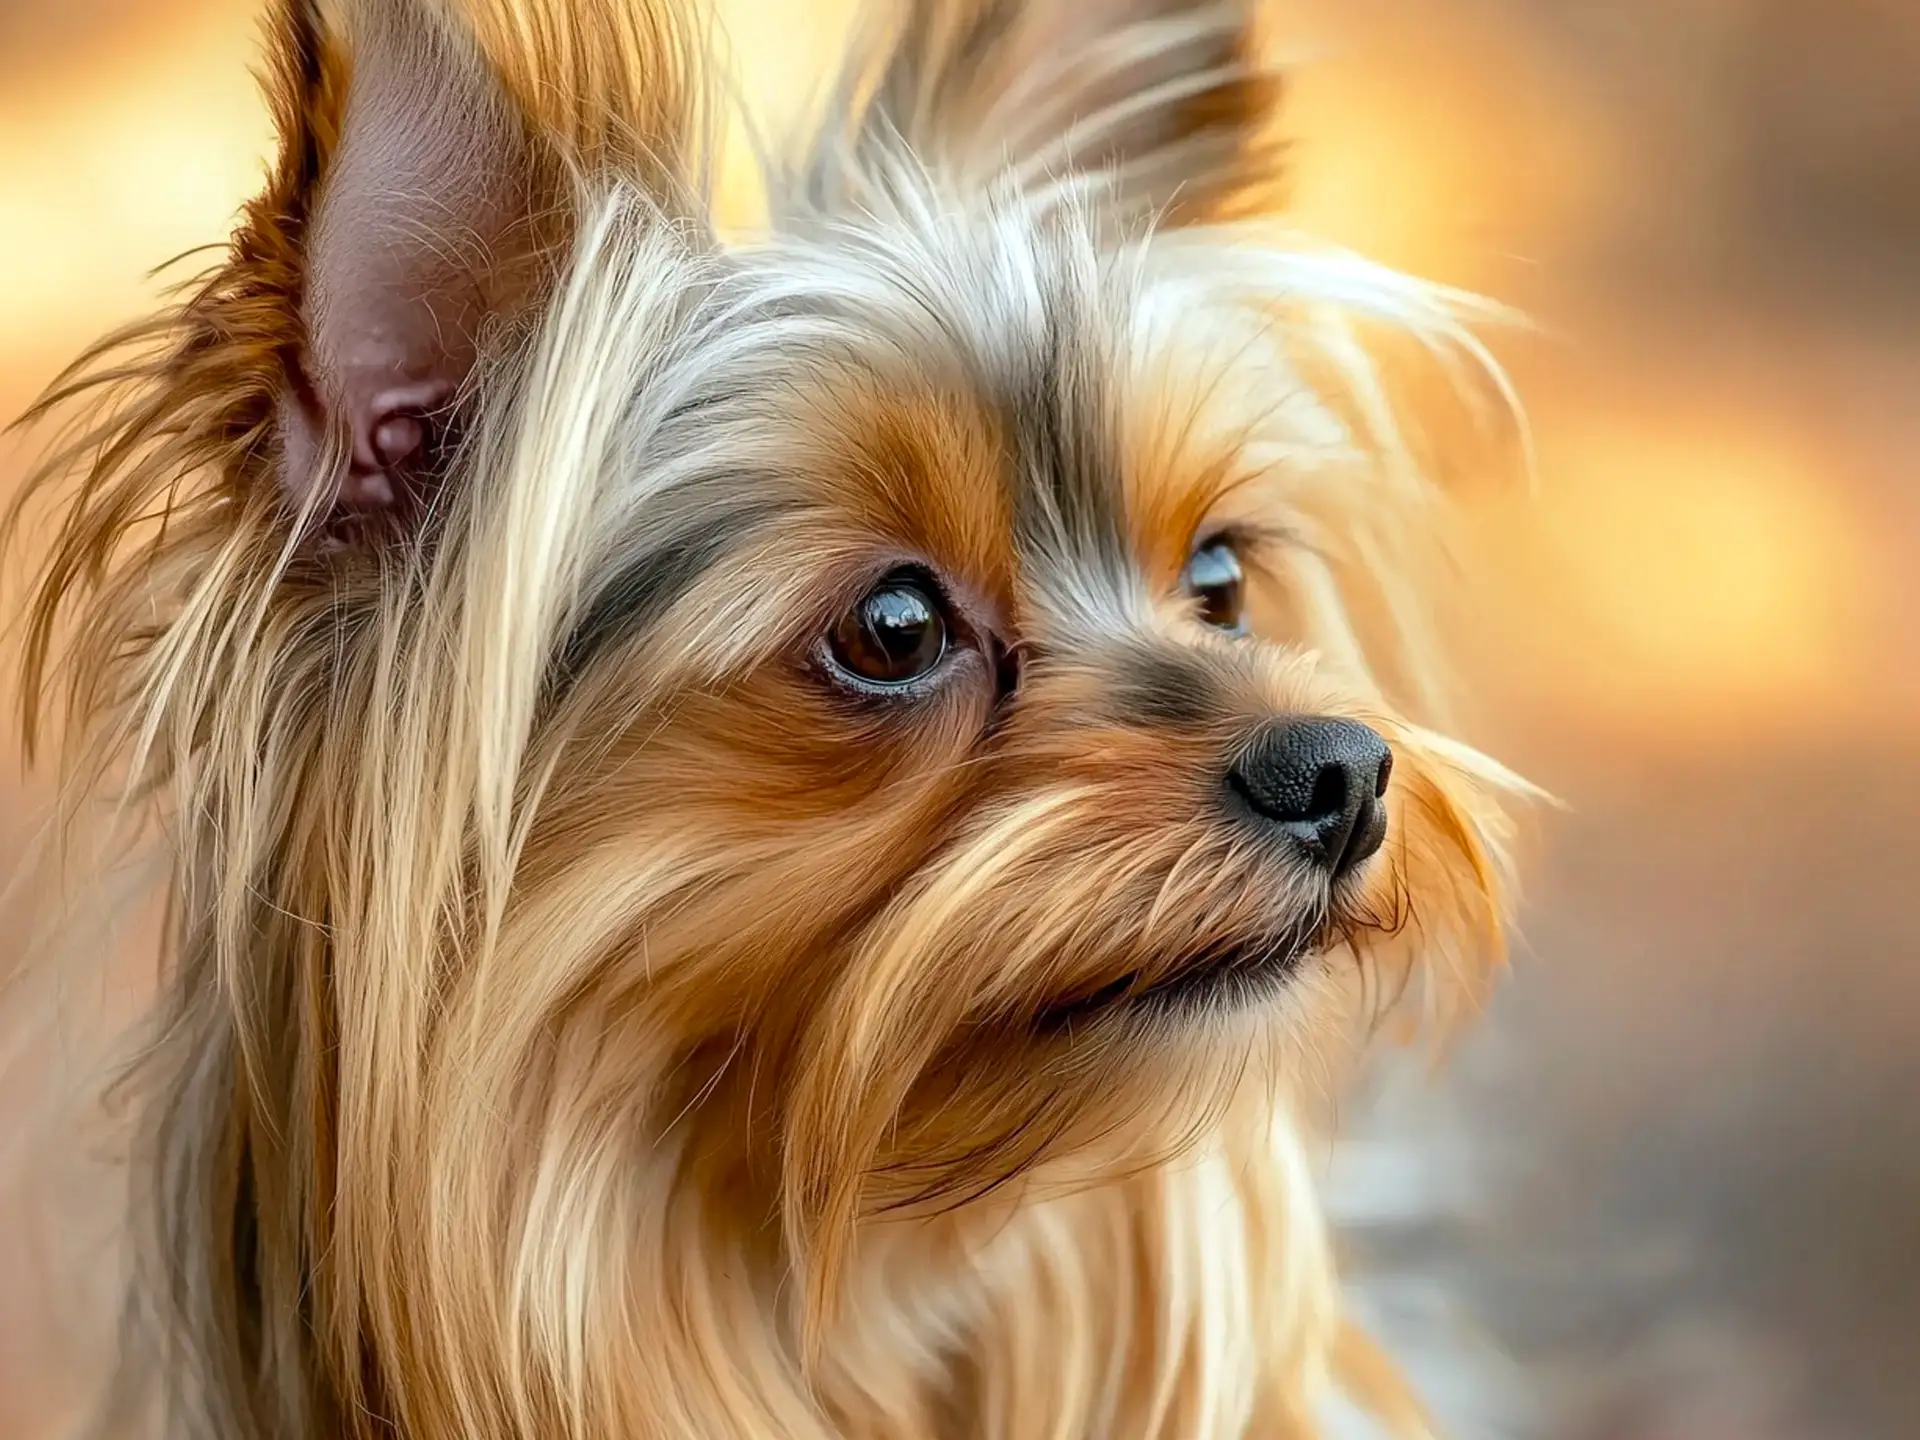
[1374,748,1393,799]
[1304,763,1348,825]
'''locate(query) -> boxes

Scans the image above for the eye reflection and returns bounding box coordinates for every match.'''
[1182,538,1247,634]
[826,571,950,688]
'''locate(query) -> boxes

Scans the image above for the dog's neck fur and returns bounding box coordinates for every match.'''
[570,1069,1347,1436]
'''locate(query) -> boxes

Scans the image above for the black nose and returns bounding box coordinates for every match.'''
[1229,718,1392,877]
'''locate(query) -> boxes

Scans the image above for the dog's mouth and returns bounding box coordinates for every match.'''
[1035,923,1328,1032]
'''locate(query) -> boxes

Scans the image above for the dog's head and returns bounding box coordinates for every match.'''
[15,0,1528,1432]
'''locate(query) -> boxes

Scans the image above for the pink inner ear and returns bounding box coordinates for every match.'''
[343,375,452,503]
[324,379,449,513]
[368,411,427,473]
[279,7,543,526]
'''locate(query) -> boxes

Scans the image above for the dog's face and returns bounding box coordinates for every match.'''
[461,124,1520,1351]
[17,0,1527,1425]
[519,222,1515,1262]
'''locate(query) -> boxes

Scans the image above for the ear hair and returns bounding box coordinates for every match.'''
[785,0,1284,228]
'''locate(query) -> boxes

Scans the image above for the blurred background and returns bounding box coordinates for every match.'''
[2,0,1916,1436]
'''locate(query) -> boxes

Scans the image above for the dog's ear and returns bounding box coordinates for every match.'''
[794,0,1283,226]
[261,0,699,526]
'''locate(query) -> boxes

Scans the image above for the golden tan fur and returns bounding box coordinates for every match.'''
[6,1,1529,1436]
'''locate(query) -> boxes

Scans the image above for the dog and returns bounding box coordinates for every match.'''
[6,0,1529,1434]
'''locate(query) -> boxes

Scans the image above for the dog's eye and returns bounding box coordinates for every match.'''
[1182,538,1247,634]
[827,571,950,688]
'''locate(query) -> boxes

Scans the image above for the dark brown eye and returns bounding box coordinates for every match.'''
[826,572,950,689]
[1182,538,1246,633]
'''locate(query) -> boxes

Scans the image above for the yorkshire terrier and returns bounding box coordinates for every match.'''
[7,0,1530,1435]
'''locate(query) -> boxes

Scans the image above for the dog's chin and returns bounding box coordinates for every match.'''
[1036,921,1348,1034]
[1034,936,1313,1033]
[1033,866,1392,1033]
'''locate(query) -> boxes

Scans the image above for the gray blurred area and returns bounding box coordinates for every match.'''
[3,1,1917,1437]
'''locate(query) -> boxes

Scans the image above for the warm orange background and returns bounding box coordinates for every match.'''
[4,2,1917,1437]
